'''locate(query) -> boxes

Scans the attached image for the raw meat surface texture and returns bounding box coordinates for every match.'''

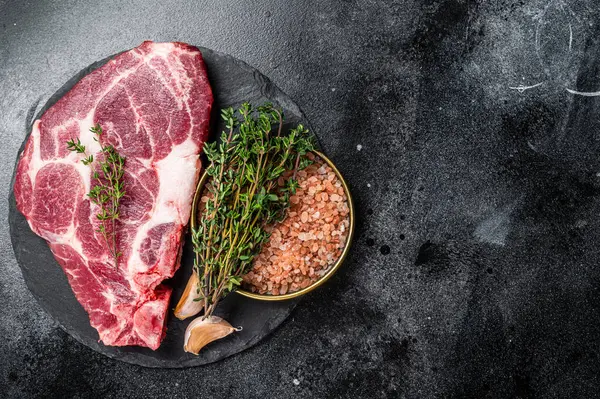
[13,41,213,349]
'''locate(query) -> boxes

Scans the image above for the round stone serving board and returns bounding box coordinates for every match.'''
[8,45,317,368]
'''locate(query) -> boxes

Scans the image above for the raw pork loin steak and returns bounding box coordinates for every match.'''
[13,41,213,349]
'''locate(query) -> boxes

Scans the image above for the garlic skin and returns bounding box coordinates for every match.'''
[174,273,203,320]
[184,316,241,355]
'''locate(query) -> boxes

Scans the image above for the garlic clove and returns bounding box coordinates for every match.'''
[174,272,203,320]
[183,315,242,355]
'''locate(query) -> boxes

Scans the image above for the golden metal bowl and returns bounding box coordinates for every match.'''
[190,150,355,301]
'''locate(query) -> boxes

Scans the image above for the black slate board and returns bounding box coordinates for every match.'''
[8,45,317,368]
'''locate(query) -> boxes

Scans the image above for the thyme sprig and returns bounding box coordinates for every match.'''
[193,102,314,317]
[67,124,126,268]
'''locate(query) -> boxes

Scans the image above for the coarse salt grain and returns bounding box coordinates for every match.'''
[301,211,309,223]
[243,156,350,295]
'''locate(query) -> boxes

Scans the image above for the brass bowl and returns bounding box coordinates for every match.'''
[190,150,355,301]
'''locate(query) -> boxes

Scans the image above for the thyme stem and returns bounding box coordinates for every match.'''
[193,102,314,317]
[67,124,126,268]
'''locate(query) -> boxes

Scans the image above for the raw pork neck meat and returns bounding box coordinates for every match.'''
[13,41,213,349]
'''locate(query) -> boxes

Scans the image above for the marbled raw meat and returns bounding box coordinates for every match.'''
[13,41,213,349]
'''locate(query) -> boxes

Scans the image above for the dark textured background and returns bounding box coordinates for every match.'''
[2,0,600,398]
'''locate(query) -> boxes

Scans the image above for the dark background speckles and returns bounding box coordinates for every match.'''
[2,0,600,397]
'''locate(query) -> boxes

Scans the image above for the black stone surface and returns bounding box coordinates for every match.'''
[8,46,309,368]
[2,0,600,397]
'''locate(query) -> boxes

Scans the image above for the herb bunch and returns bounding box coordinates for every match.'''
[193,102,314,317]
[67,124,126,268]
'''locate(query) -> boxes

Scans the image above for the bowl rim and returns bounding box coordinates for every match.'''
[190,150,355,301]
